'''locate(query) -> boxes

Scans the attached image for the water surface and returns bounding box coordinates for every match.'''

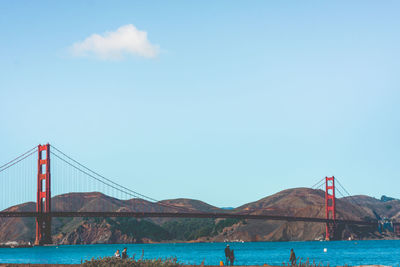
[0,240,399,266]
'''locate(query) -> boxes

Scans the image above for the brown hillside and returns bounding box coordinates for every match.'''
[0,202,35,243]
[215,188,378,242]
[342,195,400,219]
[0,188,393,244]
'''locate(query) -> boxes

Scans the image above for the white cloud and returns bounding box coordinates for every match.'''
[70,24,159,60]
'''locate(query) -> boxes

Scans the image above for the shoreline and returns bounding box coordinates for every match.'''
[1,235,400,248]
[1,237,400,248]
[0,265,392,267]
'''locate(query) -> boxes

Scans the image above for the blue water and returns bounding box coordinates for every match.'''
[0,240,399,266]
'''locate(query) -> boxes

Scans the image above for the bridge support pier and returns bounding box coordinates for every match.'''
[325,176,336,240]
[394,224,400,236]
[34,144,52,246]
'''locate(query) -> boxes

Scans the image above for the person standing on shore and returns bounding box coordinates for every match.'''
[224,244,231,265]
[289,248,296,266]
[229,249,235,266]
[121,247,128,259]
[114,249,121,258]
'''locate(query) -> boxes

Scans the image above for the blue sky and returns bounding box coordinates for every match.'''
[1,1,399,207]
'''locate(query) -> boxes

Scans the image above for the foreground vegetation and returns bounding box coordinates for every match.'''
[82,257,182,267]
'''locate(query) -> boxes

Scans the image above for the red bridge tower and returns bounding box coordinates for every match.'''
[325,176,336,240]
[35,144,52,245]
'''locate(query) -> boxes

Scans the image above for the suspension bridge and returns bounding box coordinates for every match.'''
[0,144,398,245]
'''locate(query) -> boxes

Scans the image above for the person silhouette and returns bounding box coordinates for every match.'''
[229,249,235,266]
[289,248,296,266]
[121,247,128,259]
[224,244,231,265]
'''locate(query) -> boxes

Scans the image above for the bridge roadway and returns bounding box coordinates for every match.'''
[0,211,382,226]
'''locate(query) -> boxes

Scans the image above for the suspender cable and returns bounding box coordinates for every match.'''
[51,146,196,212]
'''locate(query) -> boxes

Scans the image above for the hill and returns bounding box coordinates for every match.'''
[0,188,397,244]
[342,195,400,219]
[207,188,379,242]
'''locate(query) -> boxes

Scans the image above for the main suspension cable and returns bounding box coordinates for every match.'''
[311,177,326,189]
[51,145,159,202]
[0,149,37,174]
[51,152,140,198]
[335,178,371,217]
[50,147,195,212]
[0,146,37,170]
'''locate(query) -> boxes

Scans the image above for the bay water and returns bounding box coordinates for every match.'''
[0,240,399,266]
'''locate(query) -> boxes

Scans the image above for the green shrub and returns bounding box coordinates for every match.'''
[163,218,214,240]
[213,218,241,235]
[83,256,182,267]
[163,218,241,240]
[109,218,171,241]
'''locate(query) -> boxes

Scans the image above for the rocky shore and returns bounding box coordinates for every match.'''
[0,242,32,248]
[0,265,392,267]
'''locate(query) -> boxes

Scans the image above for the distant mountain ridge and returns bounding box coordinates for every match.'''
[0,188,399,244]
[381,195,399,202]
